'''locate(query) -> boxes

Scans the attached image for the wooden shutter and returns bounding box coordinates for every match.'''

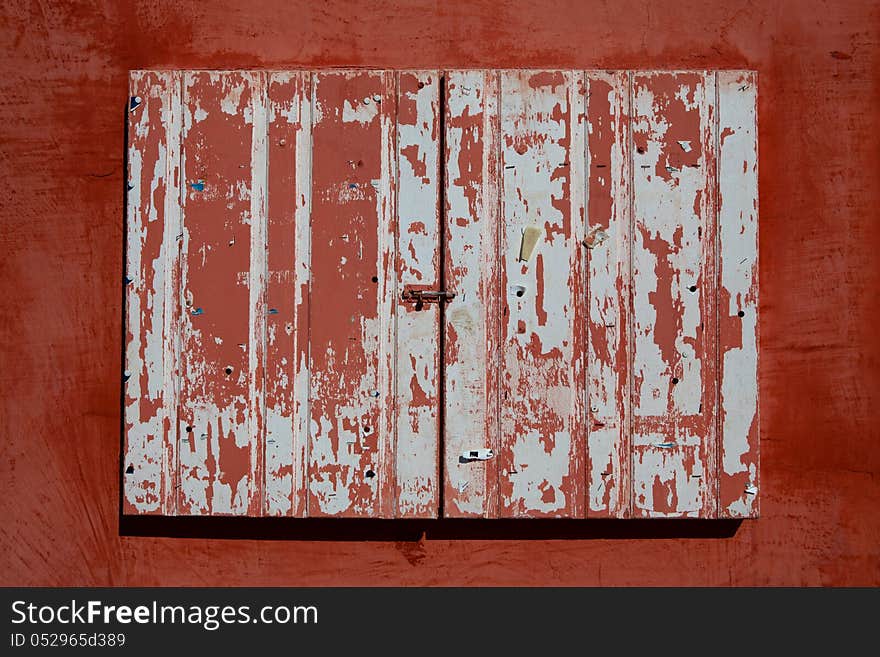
[124,69,758,519]
[440,69,759,519]
[124,70,442,517]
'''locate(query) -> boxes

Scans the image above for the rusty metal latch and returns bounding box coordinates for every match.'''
[401,287,456,305]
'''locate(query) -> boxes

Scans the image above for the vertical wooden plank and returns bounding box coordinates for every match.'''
[177,71,266,515]
[630,71,718,518]
[497,70,587,518]
[443,70,502,518]
[264,71,311,517]
[123,71,181,515]
[293,76,314,517]
[308,71,397,517]
[717,71,759,518]
[396,71,441,517]
[585,70,632,518]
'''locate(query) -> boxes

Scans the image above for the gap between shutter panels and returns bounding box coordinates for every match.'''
[123,70,759,520]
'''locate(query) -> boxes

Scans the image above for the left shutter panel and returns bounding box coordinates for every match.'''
[124,70,443,518]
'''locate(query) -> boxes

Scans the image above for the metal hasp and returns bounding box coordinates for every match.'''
[401,287,456,305]
[123,69,759,520]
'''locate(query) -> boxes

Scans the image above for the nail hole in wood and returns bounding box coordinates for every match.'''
[738,310,745,317]
[672,377,679,385]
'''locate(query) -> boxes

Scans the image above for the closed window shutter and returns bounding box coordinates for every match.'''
[124,69,758,519]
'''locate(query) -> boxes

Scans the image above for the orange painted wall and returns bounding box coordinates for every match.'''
[1,0,877,585]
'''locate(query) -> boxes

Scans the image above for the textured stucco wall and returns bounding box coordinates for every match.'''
[1,0,877,585]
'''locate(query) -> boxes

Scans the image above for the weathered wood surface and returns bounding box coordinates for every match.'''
[396,71,442,518]
[629,71,718,518]
[123,71,182,515]
[496,70,586,517]
[176,71,266,516]
[585,71,631,518]
[125,70,443,517]
[124,69,759,519]
[717,71,760,518]
[264,71,311,517]
[308,70,396,517]
[442,69,502,517]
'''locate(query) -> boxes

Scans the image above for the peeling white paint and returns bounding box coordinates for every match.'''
[630,72,717,517]
[395,71,441,517]
[718,71,760,518]
[264,71,312,517]
[342,98,379,124]
[585,71,631,517]
[247,71,268,516]
[443,70,501,517]
[497,70,585,517]
[125,69,759,521]
[124,71,182,515]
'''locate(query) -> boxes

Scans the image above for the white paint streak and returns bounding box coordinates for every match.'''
[342,98,379,124]
[248,72,268,515]
[293,77,313,516]
[395,71,440,517]
[630,72,716,517]
[585,70,631,517]
[124,71,182,514]
[718,71,759,518]
[443,70,501,517]
[377,70,398,518]
[498,70,584,517]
